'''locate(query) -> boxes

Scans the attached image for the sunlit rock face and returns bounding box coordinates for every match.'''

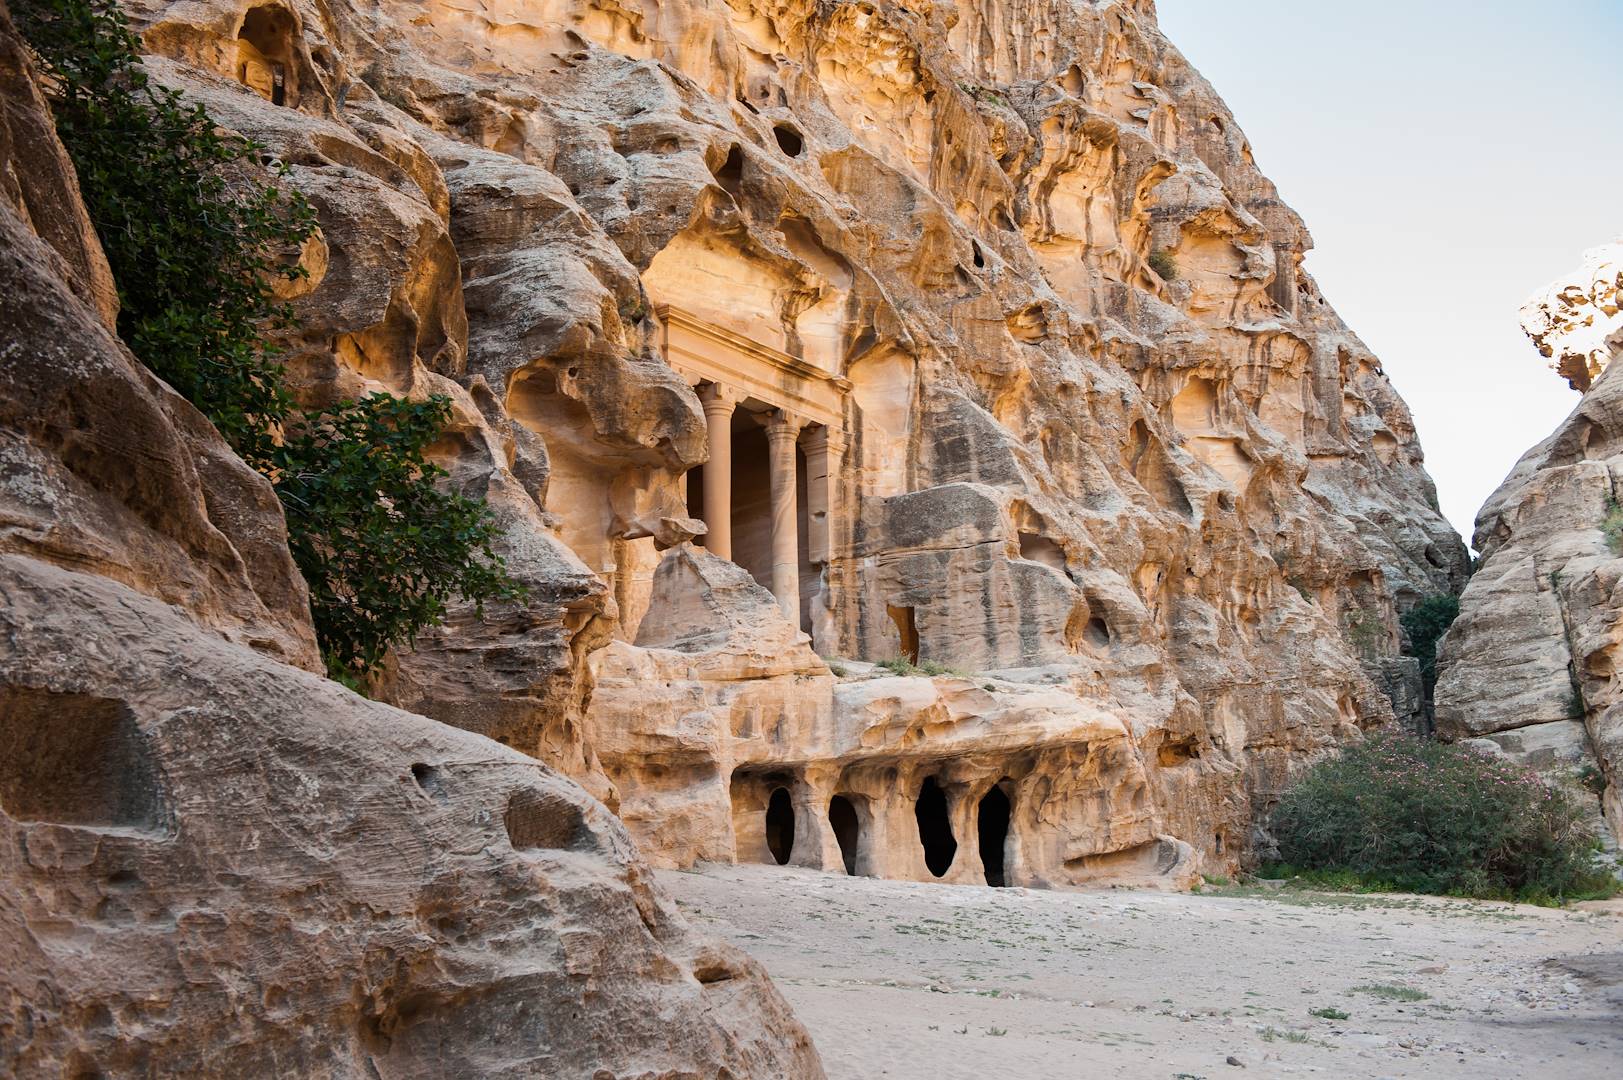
[0,5,823,1073]
[1437,239,1623,849]
[117,0,1464,886]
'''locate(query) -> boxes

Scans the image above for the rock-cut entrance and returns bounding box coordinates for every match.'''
[914,776,956,877]
[765,787,795,865]
[977,785,1011,887]
[829,794,860,875]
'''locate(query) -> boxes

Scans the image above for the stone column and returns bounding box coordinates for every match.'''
[799,425,845,565]
[765,410,806,624]
[699,383,739,560]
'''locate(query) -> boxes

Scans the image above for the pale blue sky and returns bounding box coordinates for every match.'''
[1156,0,1623,544]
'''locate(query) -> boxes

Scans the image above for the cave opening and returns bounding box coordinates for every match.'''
[829,794,860,875]
[765,786,795,865]
[977,784,1011,887]
[773,124,804,157]
[914,776,956,877]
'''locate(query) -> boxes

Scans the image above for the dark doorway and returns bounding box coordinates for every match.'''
[914,776,956,877]
[978,785,1011,887]
[829,795,860,875]
[765,787,795,865]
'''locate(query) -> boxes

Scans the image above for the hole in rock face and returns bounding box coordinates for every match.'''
[772,124,804,157]
[829,795,861,875]
[887,604,920,666]
[410,763,447,803]
[503,787,592,852]
[765,787,795,865]
[978,785,1011,887]
[0,689,164,831]
[971,240,985,268]
[236,5,298,107]
[713,144,744,197]
[915,776,956,878]
[1214,833,1225,856]
[1019,531,1066,572]
[1085,616,1111,648]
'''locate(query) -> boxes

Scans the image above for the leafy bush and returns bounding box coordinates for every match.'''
[14,0,312,465]
[1399,593,1460,681]
[1603,497,1623,555]
[274,395,525,677]
[17,0,522,678]
[1270,732,1612,904]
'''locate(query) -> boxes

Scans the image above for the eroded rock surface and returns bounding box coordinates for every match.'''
[0,4,822,1071]
[87,0,1467,888]
[1437,239,1623,848]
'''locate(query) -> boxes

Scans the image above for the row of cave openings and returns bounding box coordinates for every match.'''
[758,776,1014,887]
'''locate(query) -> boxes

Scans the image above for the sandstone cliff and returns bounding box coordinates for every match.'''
[86,0,1467,891]
[1436,239,1623,848]
[0,3,822,1070]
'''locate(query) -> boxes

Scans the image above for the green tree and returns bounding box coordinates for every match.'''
[15,0,524,678]
[274,395,523,677]
[13,0,309,465]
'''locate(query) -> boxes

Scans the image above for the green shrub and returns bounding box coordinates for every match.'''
[274,395,525,677]
[1147,248,1179,282]
[1270,732,1612,903]
[1400,593,1460,681]
[1603,497,1623,555]
[17,0,522,678]
[13,0,312,465]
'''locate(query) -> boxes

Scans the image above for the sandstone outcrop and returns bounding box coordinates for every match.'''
[0,4,823,1070]
[1437,238,1623,848]
[89,0,1467,889]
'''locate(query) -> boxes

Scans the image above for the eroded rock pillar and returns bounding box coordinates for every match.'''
[765,410,806,624]
[700,383,738,560]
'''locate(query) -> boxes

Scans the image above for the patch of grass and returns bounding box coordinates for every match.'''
[1308,1006,1350,1020]
[1258,1026,1312,1044]
[985,1027,1007,1037]
[872,657,975,678]
[1352,983,1429,1002]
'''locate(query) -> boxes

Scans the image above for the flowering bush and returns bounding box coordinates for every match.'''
[1269,732,1610,903]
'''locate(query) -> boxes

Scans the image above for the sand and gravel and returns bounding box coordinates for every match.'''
[660,864,1622,1079]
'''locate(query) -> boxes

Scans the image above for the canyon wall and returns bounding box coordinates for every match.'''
[1436,239,1623,848]
[98,0,1466,890]
[0,3,822,1072]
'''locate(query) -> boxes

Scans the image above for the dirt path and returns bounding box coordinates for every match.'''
[659,864,1622,1079]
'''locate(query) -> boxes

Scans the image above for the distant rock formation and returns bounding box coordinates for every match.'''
[1436,239,1623,849]
[0,2,822,1072]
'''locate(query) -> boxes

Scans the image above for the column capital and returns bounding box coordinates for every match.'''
[764,409,808,442]
[700,381,742,415]
[799,424,846,457]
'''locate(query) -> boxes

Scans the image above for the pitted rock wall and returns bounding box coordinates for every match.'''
[0,3,822,1071]
[108,0,1465,885]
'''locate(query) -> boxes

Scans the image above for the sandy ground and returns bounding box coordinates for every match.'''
[659,864,1623,1079]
